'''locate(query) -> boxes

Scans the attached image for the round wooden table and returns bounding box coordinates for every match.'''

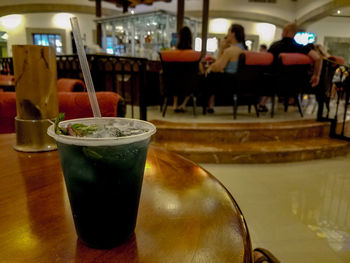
[0,133,252,263]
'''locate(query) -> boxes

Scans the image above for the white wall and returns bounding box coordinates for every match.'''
[208,18,283,48]
[306,16,350,45]
[0,0,118,11]
[0,12,284,56]
[134,0,296,22]
[0,12,97,56]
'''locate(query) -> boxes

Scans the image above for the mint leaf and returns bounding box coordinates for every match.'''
[55,113,68,135]
[71,123,99,137]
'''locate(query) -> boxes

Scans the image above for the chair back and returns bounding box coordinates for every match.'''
[58,92,120,120]
[277,53,313,95]
[159,50,201,97]
[237,51,274,96]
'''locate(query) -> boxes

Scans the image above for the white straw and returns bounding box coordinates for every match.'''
[70,17,101,118]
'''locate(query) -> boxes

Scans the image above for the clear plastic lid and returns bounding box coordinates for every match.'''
[47,117,156,146]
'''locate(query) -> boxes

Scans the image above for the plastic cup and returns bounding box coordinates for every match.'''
[47,117,156,249]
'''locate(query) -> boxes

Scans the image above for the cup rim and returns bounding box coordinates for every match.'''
[47,117,156,146]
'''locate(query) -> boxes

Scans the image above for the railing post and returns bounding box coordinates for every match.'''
[139,59,148,121]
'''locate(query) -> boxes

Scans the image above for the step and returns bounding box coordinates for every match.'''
[151,138,350,164]
[151,120,331,143]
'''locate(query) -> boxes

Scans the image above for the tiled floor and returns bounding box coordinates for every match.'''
[201,156,350,263]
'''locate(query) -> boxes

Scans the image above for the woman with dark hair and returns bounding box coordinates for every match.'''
[173,26,194,112]
[205,24,246,113]
[177,26,192,50]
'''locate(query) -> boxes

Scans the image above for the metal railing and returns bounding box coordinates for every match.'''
[316,59,350,141]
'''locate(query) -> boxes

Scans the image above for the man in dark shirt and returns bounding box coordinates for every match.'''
[268,23,322,87]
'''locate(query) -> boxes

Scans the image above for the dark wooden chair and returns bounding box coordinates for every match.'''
[233,51,274,119]
[276,53,313,117]
[159,50,201,117]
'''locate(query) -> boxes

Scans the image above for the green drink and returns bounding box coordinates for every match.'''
[48,117,156,249]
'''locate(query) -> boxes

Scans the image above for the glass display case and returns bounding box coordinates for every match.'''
[95,10,201,60]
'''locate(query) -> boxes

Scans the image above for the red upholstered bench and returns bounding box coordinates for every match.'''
[57,78,86,92]
[0,91,16,133]
[0,91,122,133]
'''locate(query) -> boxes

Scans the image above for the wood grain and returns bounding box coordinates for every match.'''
[0,133,252,263]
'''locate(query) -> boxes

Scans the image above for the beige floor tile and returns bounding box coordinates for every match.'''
[201,155,350,263]
[253,240,344,263]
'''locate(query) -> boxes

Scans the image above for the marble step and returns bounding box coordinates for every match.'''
[151,138,350,164]
[151,120,331,143]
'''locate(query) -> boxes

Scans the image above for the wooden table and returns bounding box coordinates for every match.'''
[0,133,252,263]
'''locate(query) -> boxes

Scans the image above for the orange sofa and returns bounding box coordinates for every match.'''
[0,91,122,134]
[57,78,86,92]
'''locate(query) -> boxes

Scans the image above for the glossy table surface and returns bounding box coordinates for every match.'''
[0,133,252,263]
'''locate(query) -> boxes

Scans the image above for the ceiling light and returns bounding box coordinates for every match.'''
[209,18,230,34]
[131,10,135,14]
[0,15,22,29]
[53,13,73,29]
[256,23,276,43]
[337,10,341,14]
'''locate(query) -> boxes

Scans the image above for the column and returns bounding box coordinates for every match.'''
[177,0,185,33]
[96,0,102,47]
[201,0,209,57]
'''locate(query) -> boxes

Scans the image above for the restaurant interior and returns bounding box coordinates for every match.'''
[1,0,350,262]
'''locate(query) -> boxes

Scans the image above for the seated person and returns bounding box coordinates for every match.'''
[258,23,322,112]
[205,24,247,113]
[313,44,331,58]
[173,26,195,113]
[259,44,268,52]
